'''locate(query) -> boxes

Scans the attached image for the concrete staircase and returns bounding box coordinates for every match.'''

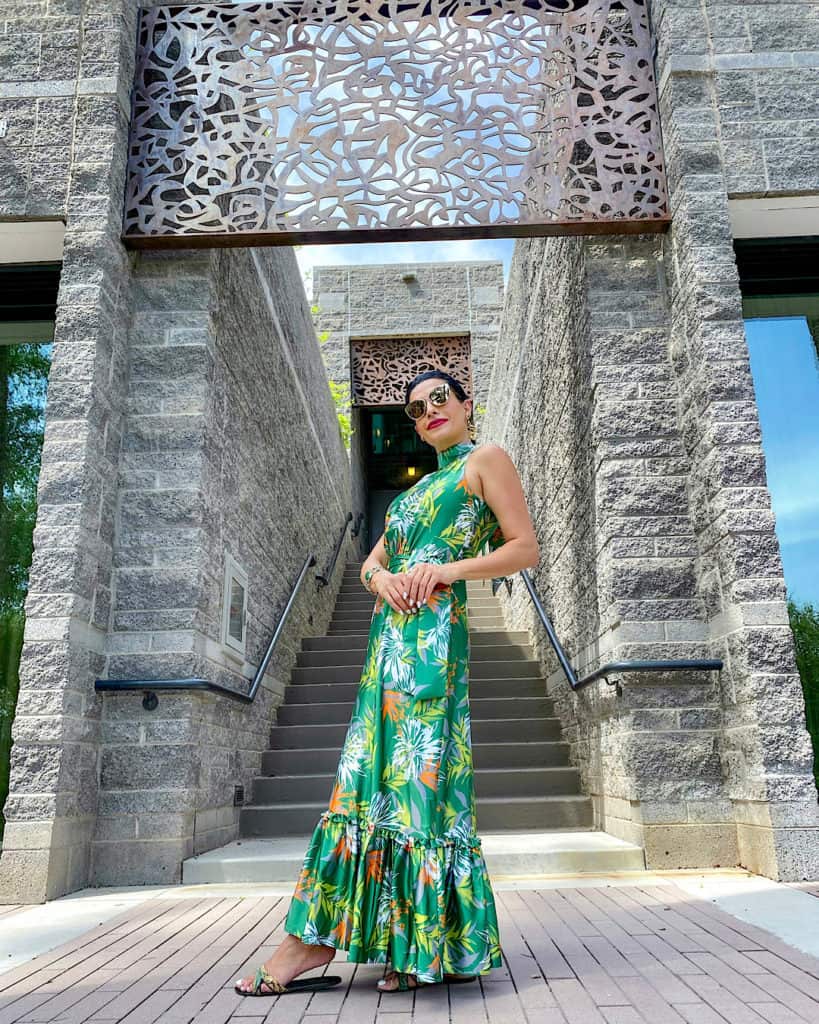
[183,563,644,882]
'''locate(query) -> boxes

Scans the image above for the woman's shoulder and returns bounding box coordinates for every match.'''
[463,443,510,503]
[469,442,514,470]
[472,441,508,457]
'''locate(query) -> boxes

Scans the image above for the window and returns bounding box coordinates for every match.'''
[736,238,819,607]
[222,552,248,659]
[0,261,60,840]
[737,236,819,794]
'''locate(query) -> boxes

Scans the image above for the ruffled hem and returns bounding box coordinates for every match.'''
[284,811,502,983]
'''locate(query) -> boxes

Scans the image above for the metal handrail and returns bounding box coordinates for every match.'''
[519,569,723,692]
[96,511,362,709]
[316,510,364,586]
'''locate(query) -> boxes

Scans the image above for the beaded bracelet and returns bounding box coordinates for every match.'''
[363,565,384,593]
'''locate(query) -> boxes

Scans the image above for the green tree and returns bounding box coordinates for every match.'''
[1,343,50,608]
[0,341,51,836]
[788,597,819,793]
[312,303,354,451]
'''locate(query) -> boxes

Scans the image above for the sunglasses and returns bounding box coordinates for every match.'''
[404,382,451,421]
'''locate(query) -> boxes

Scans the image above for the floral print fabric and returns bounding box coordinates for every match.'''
[284,440,505,982]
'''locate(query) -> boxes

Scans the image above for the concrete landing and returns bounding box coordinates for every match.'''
[181,830,645,885]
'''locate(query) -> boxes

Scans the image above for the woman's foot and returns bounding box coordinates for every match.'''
[376,969,476,992]
[377,970,419,992]
[234,934,336,995]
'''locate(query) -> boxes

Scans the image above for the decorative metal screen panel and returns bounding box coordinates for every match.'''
[123,1,668,248]
[351,336,471,405]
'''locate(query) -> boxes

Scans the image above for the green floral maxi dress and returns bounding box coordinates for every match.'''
[284,440,505,982]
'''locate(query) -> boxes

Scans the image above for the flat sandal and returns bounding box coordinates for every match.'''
[377,969,477,993]
[235,964,342,997]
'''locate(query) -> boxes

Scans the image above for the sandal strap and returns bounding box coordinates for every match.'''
[254,966,287,994]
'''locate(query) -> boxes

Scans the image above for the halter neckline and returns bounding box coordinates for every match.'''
[437,440,475,469]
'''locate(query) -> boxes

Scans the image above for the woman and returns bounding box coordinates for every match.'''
[235,369,539,997]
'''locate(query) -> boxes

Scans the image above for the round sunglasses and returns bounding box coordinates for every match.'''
[404,382,451,421]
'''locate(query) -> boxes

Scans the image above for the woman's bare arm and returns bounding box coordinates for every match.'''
[360,533,412,614]
[359,533,387,588]
[451,443,540,582]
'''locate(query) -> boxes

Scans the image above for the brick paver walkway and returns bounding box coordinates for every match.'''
[1,883,818,1023]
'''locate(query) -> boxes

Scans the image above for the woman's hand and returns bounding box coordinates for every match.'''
[372,564,457,614]
[371,570,414,615]
[403,562,457,611]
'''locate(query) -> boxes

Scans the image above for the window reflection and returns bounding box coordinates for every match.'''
[745,316,819,605]
[0,262,59,840]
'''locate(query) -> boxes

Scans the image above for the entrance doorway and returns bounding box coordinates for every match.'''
[346,329,475,549]
[360,407,438,548]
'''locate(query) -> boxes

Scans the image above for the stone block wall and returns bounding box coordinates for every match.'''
[482,1,819,880]
[655,1,819,197]
[312,262,504,411]
[650,0,819,878]
[486,226,817,877]
[91,245,353,885]
[0,0,142,904]
[1,0,816,898]
[0,1,354,899]
[484,233,737,870]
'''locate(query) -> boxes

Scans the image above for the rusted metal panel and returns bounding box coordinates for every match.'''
[351,334,472,405]
[123,1,669,248]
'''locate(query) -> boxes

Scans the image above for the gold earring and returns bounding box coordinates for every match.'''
[467,410,476,440]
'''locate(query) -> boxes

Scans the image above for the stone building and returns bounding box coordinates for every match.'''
[0,1,818,902]
[312,261,504,547]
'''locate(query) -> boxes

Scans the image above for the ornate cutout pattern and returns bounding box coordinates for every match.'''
[124,1,668,246]
[351,336,472,405]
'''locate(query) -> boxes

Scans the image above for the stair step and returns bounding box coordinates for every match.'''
[194,559,607,880]
[333,603,504,615]
[325,626,521,641]
[287,677,547,703]
[276,696,554,727]
[239,795,592,837]
[335,593,501,606]
[339,570,498,587]
[263,740,571,775]
[296,643,533,667]
[252,766,581,803]
[480,796,593,831]
[182,831,645,884]
[325,624,513,635]
[302,630,530,650]
[326,621,509,634]
[334,592,500,607]
[268,717,562,749]
[291,660,541,684]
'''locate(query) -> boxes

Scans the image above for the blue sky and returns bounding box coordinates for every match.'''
[745,317,819,607]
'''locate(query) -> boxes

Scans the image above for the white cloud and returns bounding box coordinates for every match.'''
[767,454,819,546]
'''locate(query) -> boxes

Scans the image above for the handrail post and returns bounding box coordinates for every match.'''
[517,569,722,692]
[247,552,316,700]
[316,512,354,587]
[520,569,580,690]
